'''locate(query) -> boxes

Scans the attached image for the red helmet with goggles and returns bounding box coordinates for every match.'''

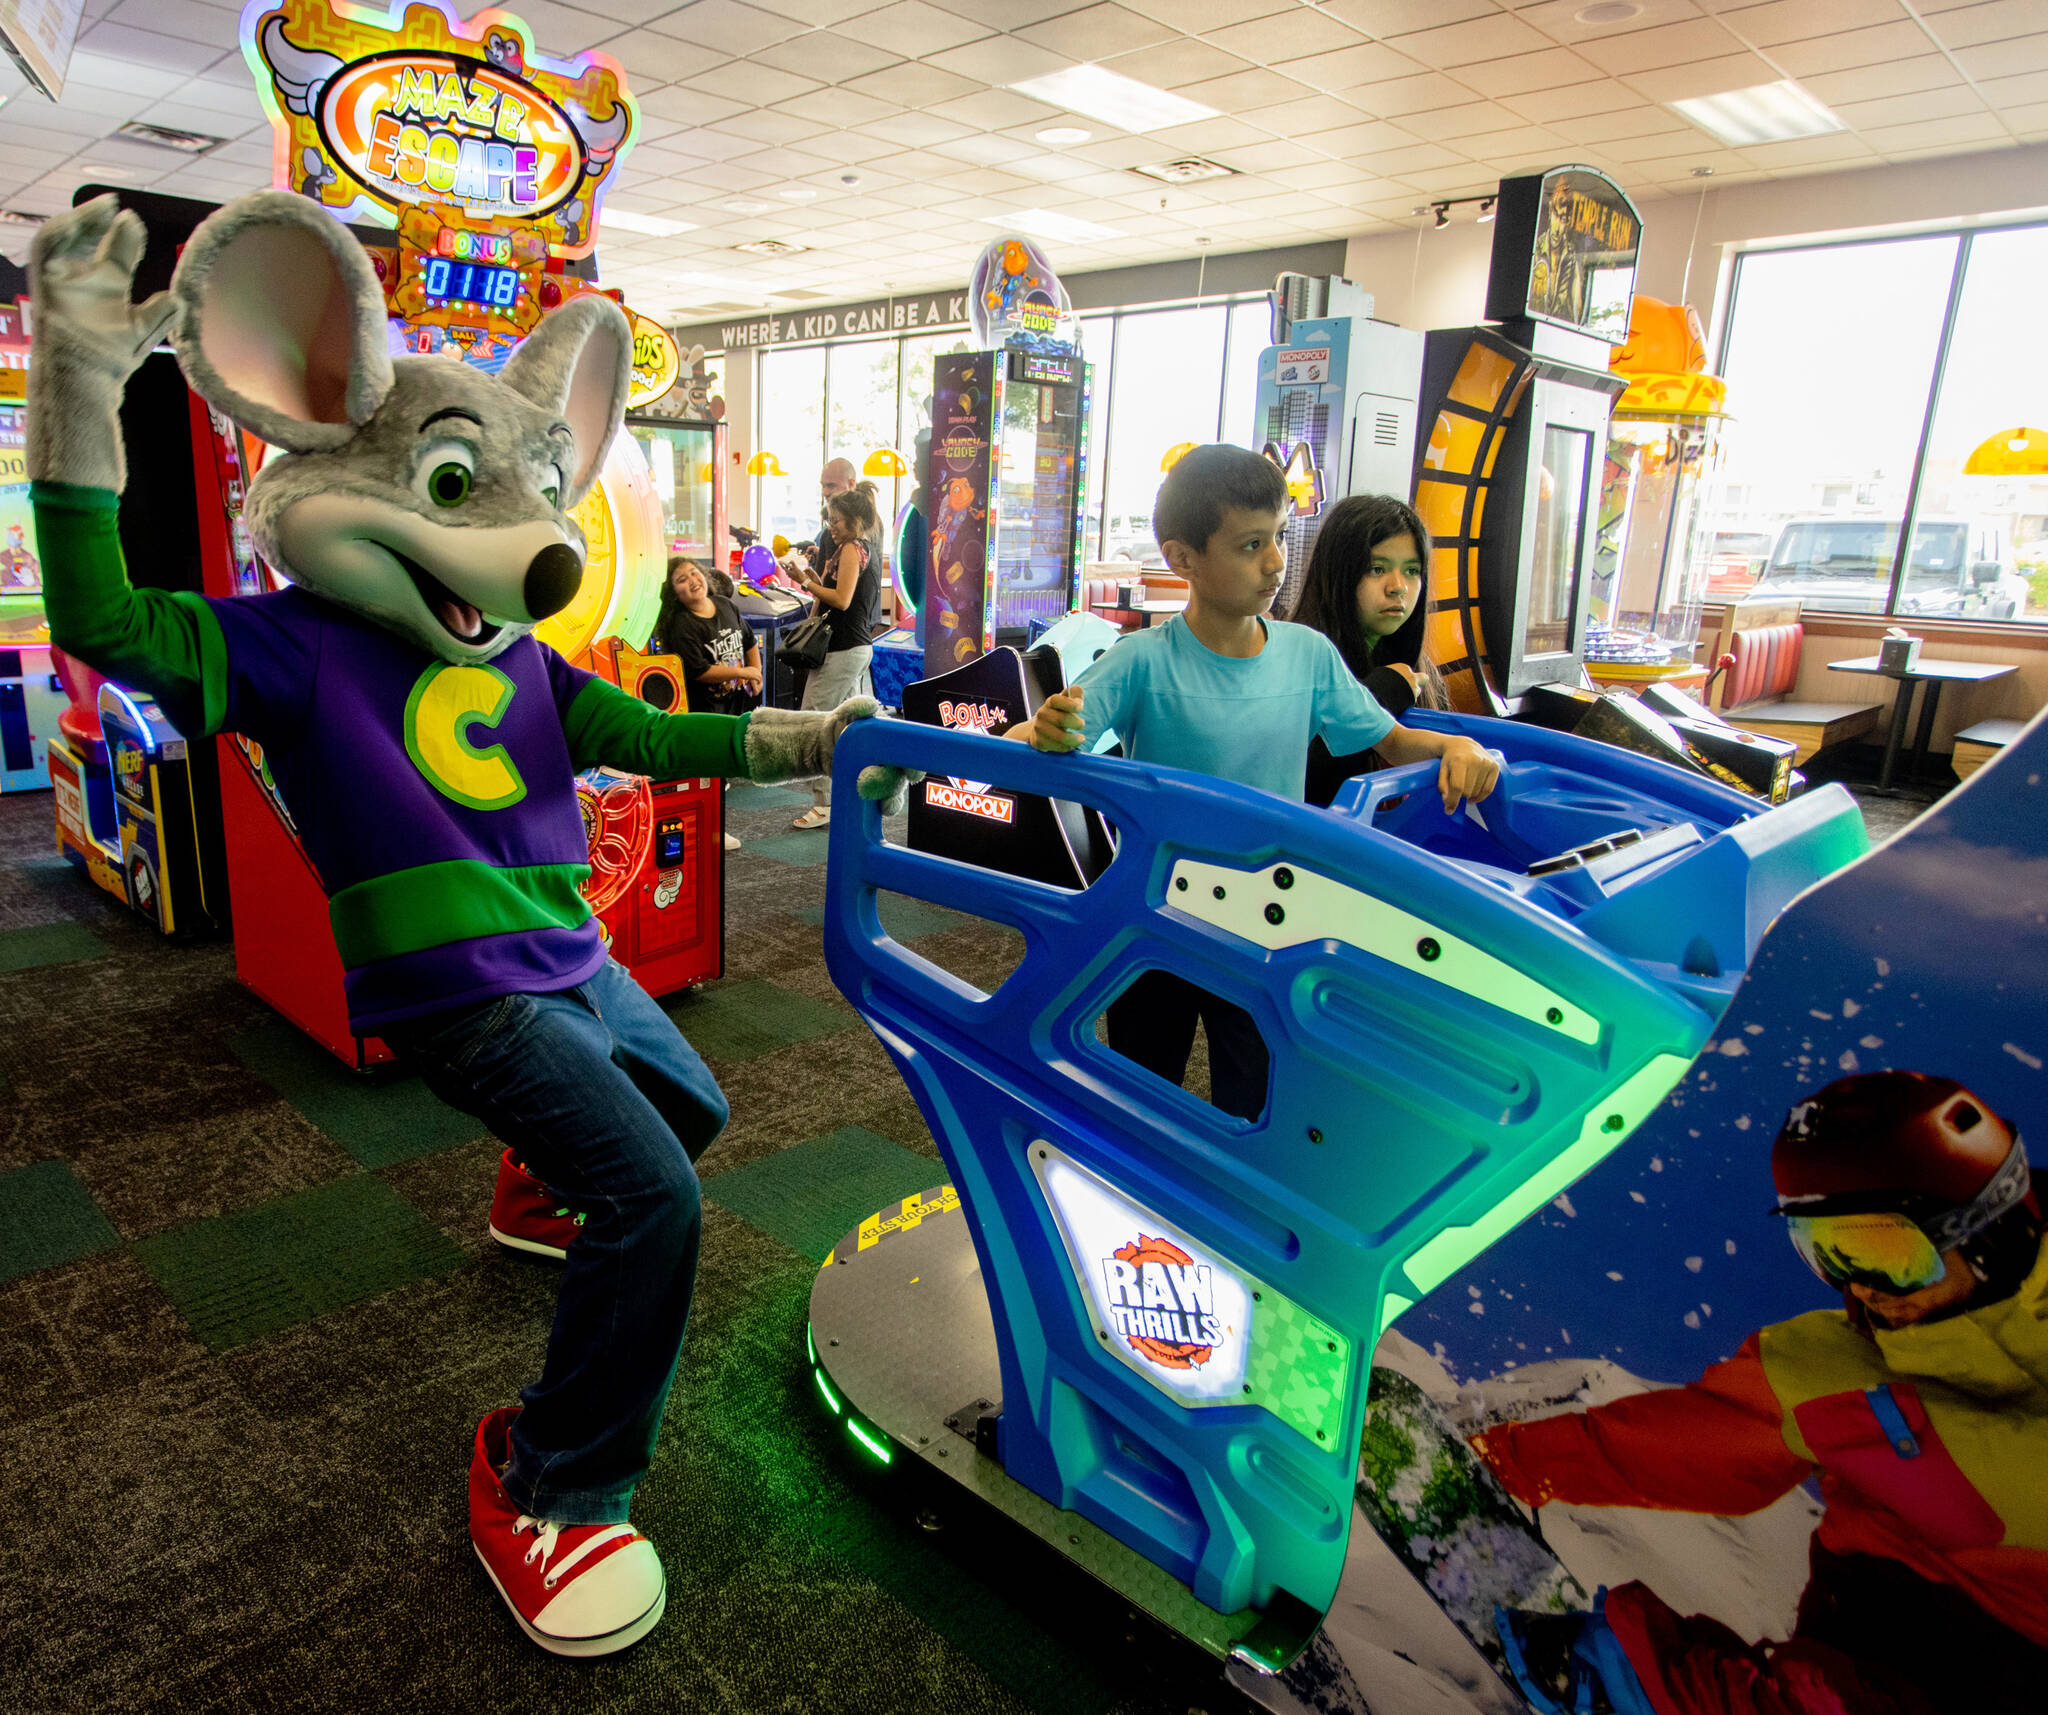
[1771,1072,2034,1294]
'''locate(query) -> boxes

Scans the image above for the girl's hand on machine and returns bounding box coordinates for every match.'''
[1438,737,1501,812]
[1029,687,1086,753]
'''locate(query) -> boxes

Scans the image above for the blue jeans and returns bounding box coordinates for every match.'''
[389,958,728,1525]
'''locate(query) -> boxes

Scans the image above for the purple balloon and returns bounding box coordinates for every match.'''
[740,543,776,583]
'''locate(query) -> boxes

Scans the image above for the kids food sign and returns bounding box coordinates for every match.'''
[241,0,637,257]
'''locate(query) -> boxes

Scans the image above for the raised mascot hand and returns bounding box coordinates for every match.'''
[27,194,179,492]
[743,698,921,815]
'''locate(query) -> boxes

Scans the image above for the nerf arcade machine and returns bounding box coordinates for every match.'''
[1251,273,1424,616]
[921,237,1090,674]
[1413,166,1635,713]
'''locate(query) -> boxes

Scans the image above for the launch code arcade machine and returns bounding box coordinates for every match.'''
[919,237,1091,675]
[197,0,714,1068]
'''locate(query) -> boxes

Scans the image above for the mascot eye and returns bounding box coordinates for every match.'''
[543,480,561,509]
[428,462,472,507]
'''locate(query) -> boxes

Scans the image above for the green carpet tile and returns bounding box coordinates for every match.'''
[726,780,812,813]
[0,1158,121,1285]
[226,1020,481,1169]
[704,1125,944,1263]
[664,975,853,1061]
[0,919,106,974]
[746,827,833,867]
[132,1172,466,1352]
[798,890,972,944]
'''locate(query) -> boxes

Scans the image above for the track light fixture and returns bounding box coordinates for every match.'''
[1478,196,1496,223]
[1432,203,1449,228]
[1423,192,1502,229]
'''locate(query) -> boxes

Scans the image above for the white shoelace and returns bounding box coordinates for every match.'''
[515,1516,639,1589]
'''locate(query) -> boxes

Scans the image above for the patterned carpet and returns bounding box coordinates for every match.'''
[0,778,1249,1715]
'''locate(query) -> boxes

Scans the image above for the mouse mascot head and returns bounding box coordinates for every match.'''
[169,190,626,666]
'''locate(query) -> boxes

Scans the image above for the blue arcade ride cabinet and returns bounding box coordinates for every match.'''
[806,714,1866,1675]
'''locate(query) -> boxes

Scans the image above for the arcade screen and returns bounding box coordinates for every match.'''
[0,406,44,641]
[1525,424,1592,658]
[626,418,719,562]
[991,367,1080,637]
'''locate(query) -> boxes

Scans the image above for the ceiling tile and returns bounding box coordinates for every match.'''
[922,90,1061,130]
[1254,93,1373,136]
[74,19,232,74]
[1271,41,1425,92]
[1977,67,2048,104]
[1397,164,1498,193]
[680,61,820,105]
[855,111,977,146]
[1174,68,1318,110]
[1311,118,1426,156]
[1117,0,1293,26]
[1101,38,1253,90]
[1073,134,1172,167]
[929,0,1088,23]
[1350,140,1472,174]
[1218,136,1326,169]
[1502,77,1643,121]
[772,86,907,127]
[1141,115,1273,151]
[1861,111,2008,149]
[922,36,1070,85]
[1513,0,1709,45]
[1459,48,1603,97]
[1285,159,1385,187]
[1422,100,1525,138]
[638,84,753,124]
[751,30,903,80]
[1923,1,2048,50]
[1342,71,1481,117]
[606,29,724,83]
[1834,85,1988,127]
[1953,36,2048,76]
[1771,21,1944,77]
[1576,16,1746,74]
[855,0,994,56]
[648,1,809,56]
[715,108,818,144]
[1386,13,1554,68]
[1735,131,1882,167]
[1316,0,1499,34]
[1443,123,1570,155]
[1203,11,1366,64]
[1622,51,1781,101]
[1800,55,1962,104]
[1016,4,1178,59]
[749,0,879,21]
[1707,0,1905,47]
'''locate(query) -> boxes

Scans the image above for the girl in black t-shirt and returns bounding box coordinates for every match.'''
[654,555,761,717]
[788,483,882,829]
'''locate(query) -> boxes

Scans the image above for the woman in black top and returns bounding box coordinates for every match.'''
[1290,495,1452,808]
[788,482,881,830]
[653,554,761,717]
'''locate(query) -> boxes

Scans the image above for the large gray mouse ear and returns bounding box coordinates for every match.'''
[170,189,392,454]
[497,293,630,506]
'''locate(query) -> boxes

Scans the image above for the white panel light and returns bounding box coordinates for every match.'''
[980,208,1127,244]
[1007,64,1221,134]
[1669,80,1843,146]
[601,207,698,237]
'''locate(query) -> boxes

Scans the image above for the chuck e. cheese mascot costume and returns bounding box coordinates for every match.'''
[27,192,913,1658]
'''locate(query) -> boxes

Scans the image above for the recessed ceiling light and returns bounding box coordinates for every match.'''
[1670,80,1843,146]
[1574,1,1640,22]
[979,208,1126,244]
[1132,157,1238,185]
[1007,64,1220,134]
[734,238,810,256]
[1036,126,1091,145]
[721,199,773,215]
[778,186,818,200]
[602,207,698,237]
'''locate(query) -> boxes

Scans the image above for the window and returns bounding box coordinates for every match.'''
[1100,305,1228,565]
[1718,225,2048,623]
[1077,312,1114,561]
[827,339,901,562]
[756,344,825,550]
[1219,298,1272,453]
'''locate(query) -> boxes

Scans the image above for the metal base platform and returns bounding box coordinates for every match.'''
[806,1187,1317,1674]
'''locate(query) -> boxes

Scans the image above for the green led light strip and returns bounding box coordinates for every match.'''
[813,1366,842,1416]
[847,1419,893,1464]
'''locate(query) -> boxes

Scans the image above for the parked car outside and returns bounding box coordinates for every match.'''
[1751,515,2029,618]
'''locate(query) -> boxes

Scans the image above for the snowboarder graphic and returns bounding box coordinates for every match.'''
[1476,1072,2048,1715]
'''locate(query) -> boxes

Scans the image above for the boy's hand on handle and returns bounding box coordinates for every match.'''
[742,697,921,815]
[1438,736,1501,813]
[1030,687,1086,753]
[27,195,179,492]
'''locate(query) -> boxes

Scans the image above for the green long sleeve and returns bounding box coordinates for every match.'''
[30,481,226,740]
[562,671,751,780]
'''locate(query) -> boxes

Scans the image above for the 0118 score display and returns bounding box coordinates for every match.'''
[421,255,521,310]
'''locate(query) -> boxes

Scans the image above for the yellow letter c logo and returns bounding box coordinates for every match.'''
[404,663,527,811]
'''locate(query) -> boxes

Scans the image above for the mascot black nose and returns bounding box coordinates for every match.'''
[524,543,583,620]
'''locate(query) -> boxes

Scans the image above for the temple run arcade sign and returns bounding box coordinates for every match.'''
[242,0,637,257]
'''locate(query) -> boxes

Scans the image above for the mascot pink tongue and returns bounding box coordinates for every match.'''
[23,188,918,1661]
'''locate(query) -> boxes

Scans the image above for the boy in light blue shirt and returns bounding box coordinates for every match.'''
[1011,443,1498,1119]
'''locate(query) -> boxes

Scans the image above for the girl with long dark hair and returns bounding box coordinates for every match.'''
[789,480,882,829]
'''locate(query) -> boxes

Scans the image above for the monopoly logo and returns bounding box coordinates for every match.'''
[923,781,1013,823]
[1277,347,1330,366]
[936,699,1006,733]
[1103,1234,1222,1370]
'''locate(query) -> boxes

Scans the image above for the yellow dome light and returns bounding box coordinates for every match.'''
[1159,440,1197,472]
[1963,425,2048,476]
[745,449,785,476]
[863,447,911,477]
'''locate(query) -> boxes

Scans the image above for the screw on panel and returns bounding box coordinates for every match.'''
[1326,1341,1337,1351]
[1175,876,1188,891]
[1253,1291,1262,1302]
[1265,904,1285,926]
[1274,867,1294,889]
[1308,1128,1323,1143]
[1243,1385,1252,1395]
[1546,1006,1563,1024]
[1602,1112,1626,1132]
[1416,937,1441,962]
[1316,1430,1326,1441]
[1213,884,1226,899]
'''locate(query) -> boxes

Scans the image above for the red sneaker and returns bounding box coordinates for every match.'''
[468,1407,666,1657]
[487,1149,585,1260]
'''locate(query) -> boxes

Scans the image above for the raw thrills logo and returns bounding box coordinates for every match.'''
[1102,1235,1223,1370]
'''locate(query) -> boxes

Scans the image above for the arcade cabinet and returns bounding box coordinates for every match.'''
[922,236,1091,675]
[1413,166,1635,713]
[0,391,67,795]
[1252,274,1424,615]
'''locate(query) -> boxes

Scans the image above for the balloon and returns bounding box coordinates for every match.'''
[740,543,776,583]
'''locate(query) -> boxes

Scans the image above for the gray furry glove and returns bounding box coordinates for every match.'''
[744,698,921,815]
[27,195,178,492]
